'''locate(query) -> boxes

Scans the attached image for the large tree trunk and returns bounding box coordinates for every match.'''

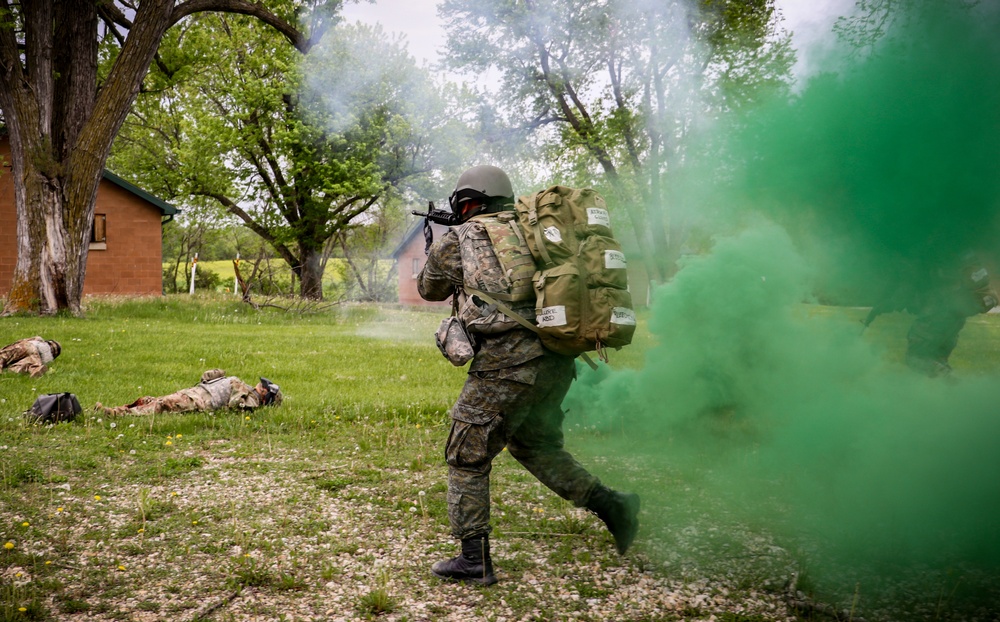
[0,0,310,315]
[6,150,88,313]
[298,246,325,300]
[0,0,174,315]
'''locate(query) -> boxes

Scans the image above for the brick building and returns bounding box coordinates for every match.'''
[1,137,178,297]
[391,219,450,306]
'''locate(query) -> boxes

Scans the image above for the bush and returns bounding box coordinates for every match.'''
[194,266,222,291]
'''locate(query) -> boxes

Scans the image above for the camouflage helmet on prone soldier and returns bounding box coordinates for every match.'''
[449,165,514,222]
[258,377,283,406]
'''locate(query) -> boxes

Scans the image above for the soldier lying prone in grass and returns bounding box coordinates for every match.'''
[96,369,281,416]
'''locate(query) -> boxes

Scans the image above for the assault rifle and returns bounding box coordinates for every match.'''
[411,201,458,227]
[411,201,458,255]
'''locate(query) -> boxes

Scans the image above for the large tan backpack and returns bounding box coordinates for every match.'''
[513,185,636,359]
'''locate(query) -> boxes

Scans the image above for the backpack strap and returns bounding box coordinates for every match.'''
[466,286,598,371]
[528,192,555,267]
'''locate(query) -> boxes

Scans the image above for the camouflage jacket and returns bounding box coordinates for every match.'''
[102,369,260,416]
[191,369,261,410]
[0,336,56,378]
[418,222,545,372]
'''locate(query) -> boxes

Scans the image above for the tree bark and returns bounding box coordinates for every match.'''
[0,0,311,315]
[298,246,325,300]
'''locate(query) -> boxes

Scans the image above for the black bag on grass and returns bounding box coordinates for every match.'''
[25,392,81,424]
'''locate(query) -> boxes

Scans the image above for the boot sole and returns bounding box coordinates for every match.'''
[432,569,498,586]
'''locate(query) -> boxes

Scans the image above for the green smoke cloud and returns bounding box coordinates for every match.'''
[566,2,1000,616]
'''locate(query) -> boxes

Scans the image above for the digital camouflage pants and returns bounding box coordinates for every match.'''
[445,353,600,540]
[906,307,971,376]
[101,387,211,416]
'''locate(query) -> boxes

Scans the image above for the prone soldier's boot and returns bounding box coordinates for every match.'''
[587,485,641,554]
[431,535,497,586]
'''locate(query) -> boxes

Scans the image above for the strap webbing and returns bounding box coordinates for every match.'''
[466,287,598,371]
[529,193,554,267]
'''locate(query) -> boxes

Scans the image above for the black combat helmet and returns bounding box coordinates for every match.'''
[47,340,61,358]
[448,165,514,222]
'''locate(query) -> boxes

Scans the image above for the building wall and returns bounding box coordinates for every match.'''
[0,140,165,297]
[82,182,164,295]
[396,230,449,307]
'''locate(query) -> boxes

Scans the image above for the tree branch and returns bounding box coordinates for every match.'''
[171,0,312,53]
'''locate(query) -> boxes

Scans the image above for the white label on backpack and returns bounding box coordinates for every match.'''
[604,250,627,270]
[610,307,637,325]
[587,208,611,229]
[537,305,568,327]
[543,226,563,244]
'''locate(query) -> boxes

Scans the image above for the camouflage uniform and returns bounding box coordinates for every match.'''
[0,336,58,378]
[99,369,262,416]
[906,253,997,376]
[418,225,601,540]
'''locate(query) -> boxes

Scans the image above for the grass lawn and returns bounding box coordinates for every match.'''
[1,296,998,621]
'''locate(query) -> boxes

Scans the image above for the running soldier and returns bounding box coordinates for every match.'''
[905,251,997,376]
[418,165,640,586]
[96,369,282,416]
[0,336,61,378]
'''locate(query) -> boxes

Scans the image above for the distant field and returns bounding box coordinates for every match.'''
[165,259,346,284]
[163,259,394,294]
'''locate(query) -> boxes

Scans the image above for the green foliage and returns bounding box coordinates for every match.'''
[357,586,396,618]
[0,579,47,621]
[2,464,45,488]
[439,0,795,282]
[193,267,222,292]
[112,13,449,300]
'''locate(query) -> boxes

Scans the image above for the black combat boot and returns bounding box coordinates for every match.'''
[431,535,497,586]
[587,485,641,554]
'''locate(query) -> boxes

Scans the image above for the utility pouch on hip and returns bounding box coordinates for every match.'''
[436,316,477,366]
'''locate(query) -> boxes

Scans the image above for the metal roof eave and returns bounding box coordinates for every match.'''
[101,170,179,216]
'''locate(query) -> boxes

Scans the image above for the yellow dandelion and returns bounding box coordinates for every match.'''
[416,424,421,429]
[171,492,178,497]
[18,608,26,612]
[21,522,29,527]
[45,561,52,565]
[94,495,101,501]
[137,528,144,534]
[244,553,251,558]
[245,416,250,421]
[165,440,173,446]
[167,435,173,439]
[192,520,198,525]
[176,434,182,439]
[15,572,21,577]
[56,507,63,513]
[117,565,126,571]
[4,542,14,550]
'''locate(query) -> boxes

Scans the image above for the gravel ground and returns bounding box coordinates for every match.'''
[3,447,802,621]
[6,440,998,622]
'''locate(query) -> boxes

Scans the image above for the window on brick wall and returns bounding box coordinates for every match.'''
[411,257,421,279]
[90,213,107,250]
